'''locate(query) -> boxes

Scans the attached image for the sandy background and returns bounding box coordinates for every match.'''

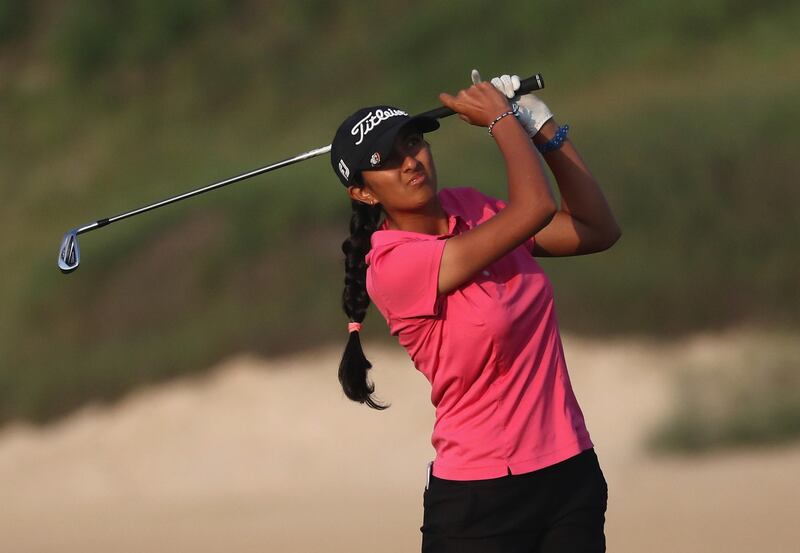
[1,333,798,553]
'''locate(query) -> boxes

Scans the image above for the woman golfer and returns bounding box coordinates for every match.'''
[331,69,620,553]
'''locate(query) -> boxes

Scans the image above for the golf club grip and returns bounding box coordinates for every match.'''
[416,73,544,120]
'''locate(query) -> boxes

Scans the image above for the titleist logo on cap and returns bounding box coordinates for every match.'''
[351,108,408,145]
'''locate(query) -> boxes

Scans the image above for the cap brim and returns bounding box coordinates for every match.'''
[406,115,440,134]
[359,115,440,171]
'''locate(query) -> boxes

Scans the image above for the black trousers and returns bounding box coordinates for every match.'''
[420,448,608,553]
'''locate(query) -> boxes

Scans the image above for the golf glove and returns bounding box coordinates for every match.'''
[471,69,553,136]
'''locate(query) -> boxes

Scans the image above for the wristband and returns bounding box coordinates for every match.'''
[487,105,519,137]
[536,124,570,154]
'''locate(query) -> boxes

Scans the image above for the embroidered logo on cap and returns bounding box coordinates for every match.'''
[338,159,350,180]
[369,152,381,167]
[350,108,408,146]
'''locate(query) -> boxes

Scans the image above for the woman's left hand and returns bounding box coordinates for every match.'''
[472,70,554,137]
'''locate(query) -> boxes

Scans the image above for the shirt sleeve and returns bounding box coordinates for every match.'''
[367,238,447,320]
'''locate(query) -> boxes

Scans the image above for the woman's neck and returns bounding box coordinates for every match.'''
[385,202,449,235]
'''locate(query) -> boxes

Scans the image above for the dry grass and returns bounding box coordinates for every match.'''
[645,329,800,454]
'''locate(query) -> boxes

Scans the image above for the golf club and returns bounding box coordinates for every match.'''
[58,73,544,273]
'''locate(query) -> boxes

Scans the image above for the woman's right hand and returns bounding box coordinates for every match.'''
[438,75,512,128]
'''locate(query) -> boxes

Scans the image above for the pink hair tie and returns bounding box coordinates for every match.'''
[348,322,362,333]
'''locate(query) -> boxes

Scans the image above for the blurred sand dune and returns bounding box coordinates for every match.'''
[1,334,798,553]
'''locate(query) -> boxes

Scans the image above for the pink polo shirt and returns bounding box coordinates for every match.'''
[364,186,593,481]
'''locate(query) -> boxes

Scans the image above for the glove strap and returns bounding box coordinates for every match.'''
[536,124,570,154]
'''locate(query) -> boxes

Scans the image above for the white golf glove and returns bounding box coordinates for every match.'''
[470,69,553,136]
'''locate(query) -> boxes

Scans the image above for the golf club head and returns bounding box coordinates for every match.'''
[58,229,80,273]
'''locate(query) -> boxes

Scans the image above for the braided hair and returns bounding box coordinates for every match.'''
[339,191,389,410]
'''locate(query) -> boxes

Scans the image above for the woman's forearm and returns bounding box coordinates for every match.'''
[533,120,620,238]
[492,115,557,217]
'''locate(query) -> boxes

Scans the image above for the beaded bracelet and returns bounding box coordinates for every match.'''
[536,124,570,154]
[487,105,519,137]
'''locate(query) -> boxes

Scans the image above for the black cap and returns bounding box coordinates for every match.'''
[331,105,440,187]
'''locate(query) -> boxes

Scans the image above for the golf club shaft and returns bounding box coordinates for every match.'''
[73,144,333,236]
[69,73,544,237]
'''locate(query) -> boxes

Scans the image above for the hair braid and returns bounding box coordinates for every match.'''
[339,198,389,410]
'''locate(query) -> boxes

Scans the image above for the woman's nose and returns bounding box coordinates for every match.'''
[400,153,421,172]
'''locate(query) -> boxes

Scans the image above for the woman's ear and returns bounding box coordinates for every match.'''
[347,184,375,205]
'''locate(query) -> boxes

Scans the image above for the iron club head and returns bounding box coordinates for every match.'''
[58,229,80,273]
